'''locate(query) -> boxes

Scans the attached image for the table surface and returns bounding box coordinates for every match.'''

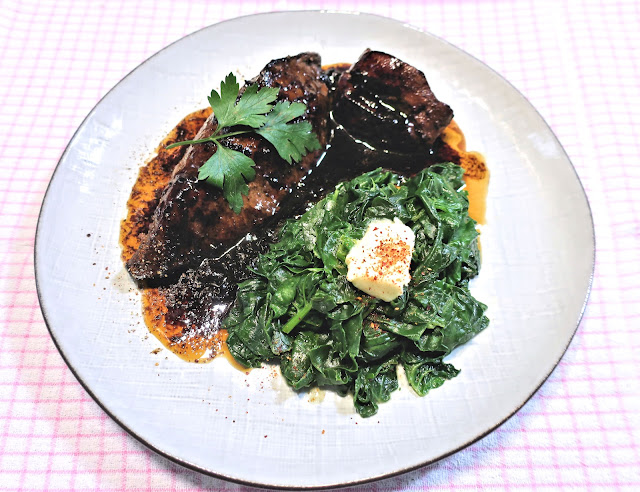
[1,0,639,490]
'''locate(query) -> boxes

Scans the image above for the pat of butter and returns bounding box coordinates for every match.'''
[345,218,415,302]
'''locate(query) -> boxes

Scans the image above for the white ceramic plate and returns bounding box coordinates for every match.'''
[36,11,594,489]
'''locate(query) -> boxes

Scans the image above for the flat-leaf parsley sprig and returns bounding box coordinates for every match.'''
[166,73,321,213]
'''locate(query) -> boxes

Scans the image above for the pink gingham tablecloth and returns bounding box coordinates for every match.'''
[1,0,639,490]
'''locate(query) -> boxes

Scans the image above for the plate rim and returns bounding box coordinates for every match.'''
[34,9,596,490]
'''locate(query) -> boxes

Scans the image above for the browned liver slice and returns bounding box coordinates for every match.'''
[333,49,453,153]
[126,53,330,284]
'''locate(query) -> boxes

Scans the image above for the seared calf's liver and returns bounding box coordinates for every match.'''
[333,49,453,153]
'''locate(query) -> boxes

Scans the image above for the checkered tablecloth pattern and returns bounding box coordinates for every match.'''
[1,0,639,490]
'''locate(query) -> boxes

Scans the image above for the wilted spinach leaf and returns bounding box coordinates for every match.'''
[224,162,488,416]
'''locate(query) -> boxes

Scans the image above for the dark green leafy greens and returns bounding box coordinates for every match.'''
[224,162,489,417]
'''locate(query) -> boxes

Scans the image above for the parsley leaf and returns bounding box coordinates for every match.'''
[208,73,280,129]
[165,73,321,213]
[255,101,322,164]
[199,145,256,214]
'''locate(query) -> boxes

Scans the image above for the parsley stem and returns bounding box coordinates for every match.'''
[165,130,252,150]
[166,137,215,149]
